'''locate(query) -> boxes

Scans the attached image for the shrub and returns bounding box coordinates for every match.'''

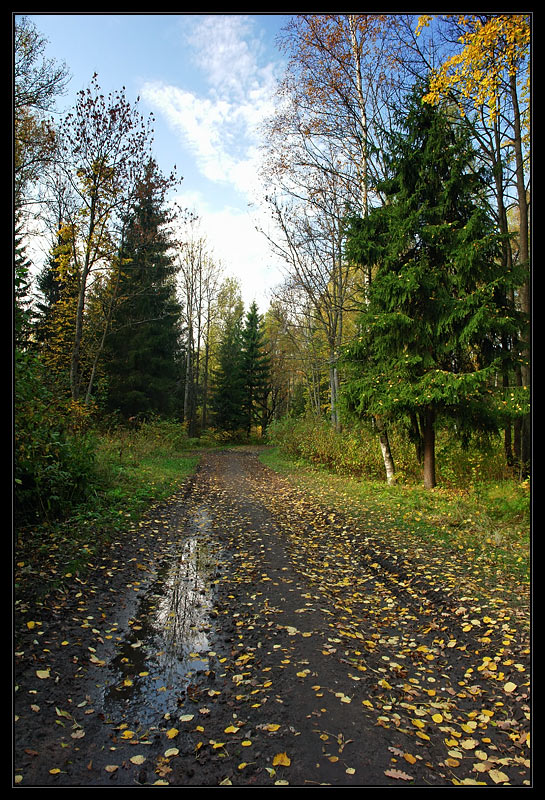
[267,415,510,489]
[15,353,98,523]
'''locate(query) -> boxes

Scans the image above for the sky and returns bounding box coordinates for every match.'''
[22,13,293,313]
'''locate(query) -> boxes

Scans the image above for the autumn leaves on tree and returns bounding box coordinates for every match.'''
[15,14,530,500]
[261,13,530,483]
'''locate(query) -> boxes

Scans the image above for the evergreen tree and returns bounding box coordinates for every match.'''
[103,160,182,419]
[14,216,34,350]
[343,84,519,488]
[241,301,271,435]
[211,306,245,432]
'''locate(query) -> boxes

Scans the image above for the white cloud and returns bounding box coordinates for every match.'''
[140,15,284,312]
[141,15,278,202]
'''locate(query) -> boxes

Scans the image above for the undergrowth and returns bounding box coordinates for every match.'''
[260,436,530,610]
[14,421,200,601]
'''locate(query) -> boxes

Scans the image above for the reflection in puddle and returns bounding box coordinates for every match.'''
[103,505,220,726]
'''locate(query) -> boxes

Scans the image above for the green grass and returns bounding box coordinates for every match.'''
[259,447,530,613]
[15,429,200,602]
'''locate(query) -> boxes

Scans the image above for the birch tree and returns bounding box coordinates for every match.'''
[176,218,223,435]
[262,14,398,473]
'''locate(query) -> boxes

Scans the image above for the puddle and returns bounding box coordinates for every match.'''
[102,505,221,726]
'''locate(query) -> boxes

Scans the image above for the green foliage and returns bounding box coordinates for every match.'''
[211,307,246,431]
[15,352,98,524]
[343,84,524,485]
[240,301,271,433]
[103,159,182,419]
[267,415,512,489]
[211,300,271,435]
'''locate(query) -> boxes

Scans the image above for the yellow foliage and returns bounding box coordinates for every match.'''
[420,15,530,129]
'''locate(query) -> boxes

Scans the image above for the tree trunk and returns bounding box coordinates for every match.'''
[422,408,436,489]
[510,71,530,476]
[184,327,195,435]
[375,416,396,485]
[329,358,341,432]
[70,201,96,402]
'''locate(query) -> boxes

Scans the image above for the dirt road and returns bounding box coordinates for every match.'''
[14,449,531,786]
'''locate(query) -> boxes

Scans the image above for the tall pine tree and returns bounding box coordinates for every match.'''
[104,160,182,419]
[241,301,271,436]
[211,304,245,433]
[344,85,519,488]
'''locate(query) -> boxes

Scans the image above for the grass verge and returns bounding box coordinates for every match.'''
[15,436,200,603]
[259,447,530,617]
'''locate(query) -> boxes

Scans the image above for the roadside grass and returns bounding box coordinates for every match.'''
[259,447,530,615]
[15,429,200,602]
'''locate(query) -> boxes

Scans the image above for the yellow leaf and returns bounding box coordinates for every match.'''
[273,752,291,767]
[404,753,417,764]
[130,755,146,765]
[224,725,240,734]
[166,728,179,739]
[432,713,443,723]
[503,681,517,693]
[489,769,509,784]
[36,669,50,679]
[461,739,478,750]
[121,730,135,739]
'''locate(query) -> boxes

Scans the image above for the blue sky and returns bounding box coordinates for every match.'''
[23,13,292,312]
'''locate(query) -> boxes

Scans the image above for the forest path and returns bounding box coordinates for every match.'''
[14,449,530,787]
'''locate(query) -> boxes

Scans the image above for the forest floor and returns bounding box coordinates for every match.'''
[14,448,531,787]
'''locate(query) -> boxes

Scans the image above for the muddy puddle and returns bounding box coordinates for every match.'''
[100,504,222,727]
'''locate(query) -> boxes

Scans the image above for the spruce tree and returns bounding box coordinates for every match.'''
[241,301,271,435]
[344,85,518,488]
[211,306,245,433]
[104,160,182,419]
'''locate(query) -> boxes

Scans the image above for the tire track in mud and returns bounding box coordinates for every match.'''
[14,449,530,787]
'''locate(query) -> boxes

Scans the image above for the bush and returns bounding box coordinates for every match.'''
[15,353,98,523]
[267,415,510,489]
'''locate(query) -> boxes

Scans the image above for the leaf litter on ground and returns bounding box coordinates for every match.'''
[14,449,530,787]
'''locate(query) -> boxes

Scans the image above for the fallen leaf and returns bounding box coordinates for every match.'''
[273,752,291,767]
[385,768,414,781]
[36,670,50,679]
[224,725,240,734]
[489,769,509,784]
